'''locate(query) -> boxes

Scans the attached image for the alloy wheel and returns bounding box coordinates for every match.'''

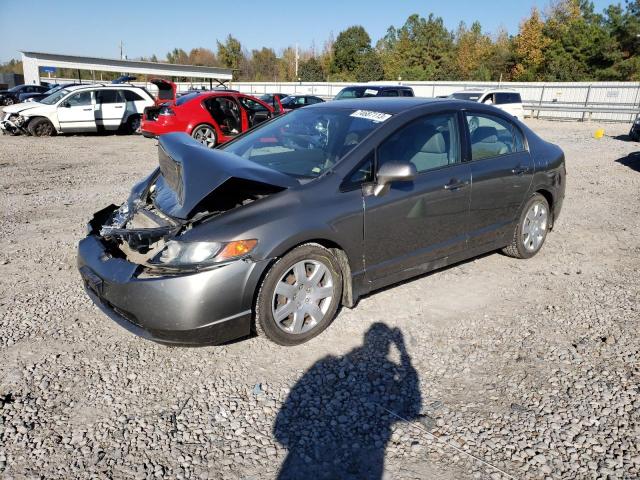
[271,259,334,335]
[193,125,216,148]
[522,201,548,252]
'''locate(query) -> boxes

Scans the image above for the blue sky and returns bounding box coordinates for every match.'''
[0,0,616,62]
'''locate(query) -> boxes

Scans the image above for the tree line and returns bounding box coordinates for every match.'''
[2,0,638,83]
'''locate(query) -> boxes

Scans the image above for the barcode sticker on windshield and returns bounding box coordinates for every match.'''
[364,89,379,96]
[350,110,392,123]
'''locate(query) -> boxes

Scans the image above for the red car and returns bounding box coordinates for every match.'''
[141,91,277,148]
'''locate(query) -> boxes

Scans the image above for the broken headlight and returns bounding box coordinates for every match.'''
[158,241,222,265]
[149,239,257,268]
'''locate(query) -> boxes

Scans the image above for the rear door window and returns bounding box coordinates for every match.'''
[465,113,526,160]
[96,90,124,104]
[380,90,399,97]
[123,90,144,101]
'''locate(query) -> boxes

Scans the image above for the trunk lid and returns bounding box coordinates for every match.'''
[150,78,176,105]
[154,133,297,219]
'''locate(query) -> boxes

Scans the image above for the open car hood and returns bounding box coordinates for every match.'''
[154,133,297,220]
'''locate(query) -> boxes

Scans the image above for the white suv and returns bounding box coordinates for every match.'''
[0,84,155,136]
[449,88,524,120]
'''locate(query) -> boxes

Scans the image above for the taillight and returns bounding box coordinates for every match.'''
[159,106,175,116]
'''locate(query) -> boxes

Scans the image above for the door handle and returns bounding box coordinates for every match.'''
[114,106,124,109]
[512,165,529,175]
[82,108,92,111]
[443,180,469,191]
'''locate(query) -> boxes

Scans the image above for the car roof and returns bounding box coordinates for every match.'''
[308,97,442,114]
[453,87,518,94]
[63,84,143,92]
[340,85,413,90]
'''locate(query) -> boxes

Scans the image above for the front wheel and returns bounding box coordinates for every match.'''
[27,118,56,137]
[191,124,217,148]
[3,97,15,106]
[503,193,550,259]
[255,244,343,346]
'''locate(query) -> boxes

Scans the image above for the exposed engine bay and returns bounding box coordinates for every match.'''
[94,176,283,267]
[88,132,295,270]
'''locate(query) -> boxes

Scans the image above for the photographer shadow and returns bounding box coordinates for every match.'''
[274,323,421,480]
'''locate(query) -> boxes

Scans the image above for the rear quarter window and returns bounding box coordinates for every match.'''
[123,90,144,101]
[495,92,522,105]
[176,92,201,106]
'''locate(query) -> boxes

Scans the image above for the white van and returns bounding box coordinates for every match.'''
[0,84,155,136]
[449,88,525,120]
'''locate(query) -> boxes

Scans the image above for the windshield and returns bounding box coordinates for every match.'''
[40,88,71,105]
[450,92,482,101]
[45,85,64,94]
[221,108,391,179]
[335,87,380,100]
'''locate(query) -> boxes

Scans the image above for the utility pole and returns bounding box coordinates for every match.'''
[295,43,299,78]
[119,40,124,60]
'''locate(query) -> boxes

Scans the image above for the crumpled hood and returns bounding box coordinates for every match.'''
[2,102,47,115]
[154,133,298,219]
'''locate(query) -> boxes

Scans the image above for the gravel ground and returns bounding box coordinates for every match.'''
[0,118,639,480]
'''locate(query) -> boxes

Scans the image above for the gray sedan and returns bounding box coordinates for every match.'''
[78,98,566,346]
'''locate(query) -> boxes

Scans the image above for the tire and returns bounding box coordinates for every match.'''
[27,118,56,137]
[255,243,343,346]
[126,114,141,134]
[630,129,640,142]
[3,97,15,106]
[503,193,550,259]
[191,124,217,148]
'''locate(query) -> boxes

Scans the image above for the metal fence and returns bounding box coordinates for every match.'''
[40,77,640,123]
[230,80,640,123]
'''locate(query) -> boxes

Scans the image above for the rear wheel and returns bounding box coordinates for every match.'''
[126,114,141,134]
[255,244,343,346]
[2,97,15,106]
[503,193,550,259]
[27,118,56,137]
[191,124,217,148]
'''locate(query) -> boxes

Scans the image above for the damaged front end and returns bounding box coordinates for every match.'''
[78,132,296,343]
[87,132,294,275]
[0,113,28,135]
[90,199,182,270]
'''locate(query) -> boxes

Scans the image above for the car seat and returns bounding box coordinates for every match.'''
[471,126,509,159]
[407,126,450,171]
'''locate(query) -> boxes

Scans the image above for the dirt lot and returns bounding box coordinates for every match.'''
[0,118,639,480]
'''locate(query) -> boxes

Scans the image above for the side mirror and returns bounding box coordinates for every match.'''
[60,102,70,108]
[374,161,417,196]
